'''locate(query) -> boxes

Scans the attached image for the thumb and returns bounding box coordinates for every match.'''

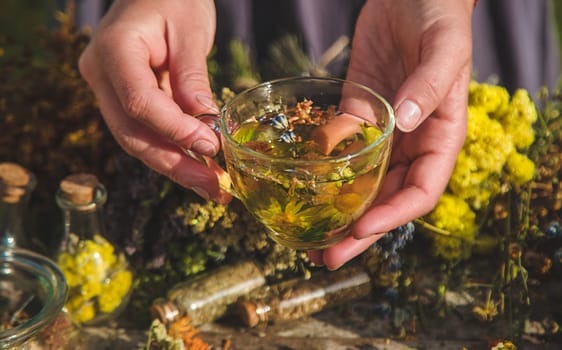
[393,25,472,132]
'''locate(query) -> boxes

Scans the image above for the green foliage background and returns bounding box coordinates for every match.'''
[0,0,55,41]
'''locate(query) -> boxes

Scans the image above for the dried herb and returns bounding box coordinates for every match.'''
[38,312,74,350]
[0,297,32,331]
[237,264,373,327]
[152,260,266,326]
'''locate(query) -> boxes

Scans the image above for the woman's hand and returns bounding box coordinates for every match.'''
[310,0,474,269]
[79,0,231,204]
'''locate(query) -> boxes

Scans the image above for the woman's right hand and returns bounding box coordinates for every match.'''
[79,0,232,204]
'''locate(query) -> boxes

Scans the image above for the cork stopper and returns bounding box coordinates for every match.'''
[0,162,32,203]
[151,300,180,324]
[237,300,268,328]
[59,173,100,204]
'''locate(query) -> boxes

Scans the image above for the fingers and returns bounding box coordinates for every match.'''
[89,31,220,157]
[353,73,470,238]
[308,233,385,270]
[393,12,472,132]
[79,47,229,203]
[308,154,446,270]
[312,71,470,269]
[351,154,442,238]
[77,0,225,201]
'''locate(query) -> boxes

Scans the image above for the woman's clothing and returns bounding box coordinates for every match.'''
[72,0,561,94]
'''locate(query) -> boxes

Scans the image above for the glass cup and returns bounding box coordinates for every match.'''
[203,77,395,250]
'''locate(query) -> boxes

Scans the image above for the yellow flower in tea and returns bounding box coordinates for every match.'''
[334,192,363,215]
[361,124,383,145]
[257,199,313,232]
[256,198,344,242]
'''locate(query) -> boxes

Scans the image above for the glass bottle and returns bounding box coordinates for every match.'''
[236,264,373,327]
[0,162,36,250]
[151,259,266,326]
[55,173,133,325]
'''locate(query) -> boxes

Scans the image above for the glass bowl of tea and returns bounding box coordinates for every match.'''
[0,248,68,349]
[217,77,395,250]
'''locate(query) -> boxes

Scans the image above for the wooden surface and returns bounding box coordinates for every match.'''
[28,306,561,350]
[27,272,562,349]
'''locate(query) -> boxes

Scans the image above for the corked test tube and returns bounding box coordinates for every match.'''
[151,259,267,326]
[236,264,373,328]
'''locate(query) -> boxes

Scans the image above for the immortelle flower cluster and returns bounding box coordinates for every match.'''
[426,81,538,261]
[58,234,133,324]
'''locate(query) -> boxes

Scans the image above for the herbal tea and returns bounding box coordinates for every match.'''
[223,100,389,249]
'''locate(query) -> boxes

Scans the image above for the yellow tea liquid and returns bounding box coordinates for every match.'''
[223,103,388,249]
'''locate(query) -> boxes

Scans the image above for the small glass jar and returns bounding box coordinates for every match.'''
[236,264,373,327]
[0,162,37,250]
[55,173,133,325]
[0,247,68,349]
[151,259,266,326]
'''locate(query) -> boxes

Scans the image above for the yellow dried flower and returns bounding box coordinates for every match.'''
[502,89,538,124]
[468,81,510,115]
[424,81,538,261]
[491,341,518,350]
[73,303,96,324]
[57,234,133,324]
[449,135,506,210]
[428,194,478,261]
[506,151,535,185]
[504,120,536,150]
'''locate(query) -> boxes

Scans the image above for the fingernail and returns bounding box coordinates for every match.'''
[196,94,220,114]
[327,264,343,271]
[192,139,218,156]
[396,100,421,132]
[191,186,210,200]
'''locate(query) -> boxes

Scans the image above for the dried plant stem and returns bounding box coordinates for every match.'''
[414,219,472,242]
